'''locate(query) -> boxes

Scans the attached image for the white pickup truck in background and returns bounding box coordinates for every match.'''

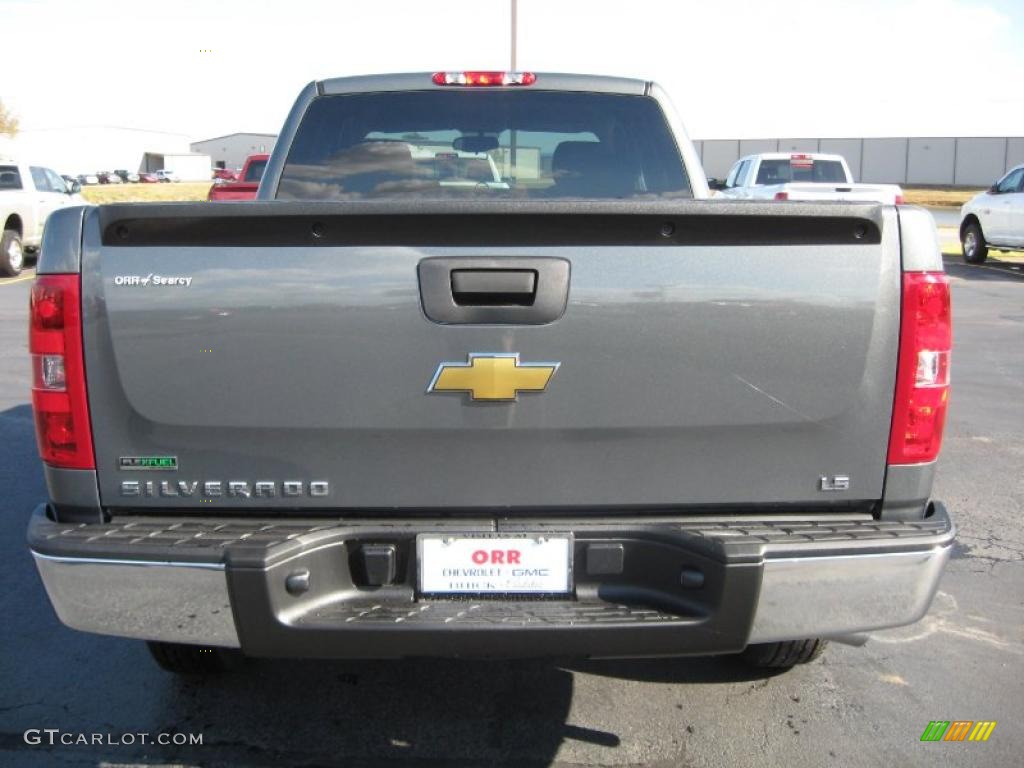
[711,152,905,205]
[0,158,85,276]
[959,163,1024,263]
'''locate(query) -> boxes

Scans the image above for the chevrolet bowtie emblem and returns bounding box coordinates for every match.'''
[428,354,559,401]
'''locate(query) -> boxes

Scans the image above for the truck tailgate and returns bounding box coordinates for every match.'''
[83,201,900,512]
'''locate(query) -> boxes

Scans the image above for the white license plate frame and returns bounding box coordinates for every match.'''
[417,533,574,596]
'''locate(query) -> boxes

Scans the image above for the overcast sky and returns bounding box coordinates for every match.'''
[2,0,1022,141]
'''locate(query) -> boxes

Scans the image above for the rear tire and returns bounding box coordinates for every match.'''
[0,229,24,277]
[740,638,828,669]
[961,222,988,264]
[146,641,240,675]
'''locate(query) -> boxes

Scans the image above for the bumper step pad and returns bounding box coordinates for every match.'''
[29,510,954,564]
[300,600,685,627]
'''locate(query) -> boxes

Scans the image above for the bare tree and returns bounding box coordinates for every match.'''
[0,100,19,137]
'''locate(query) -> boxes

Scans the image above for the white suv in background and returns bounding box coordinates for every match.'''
[960,164,1024,264]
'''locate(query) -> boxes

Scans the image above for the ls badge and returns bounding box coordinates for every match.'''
[428,354,559,402]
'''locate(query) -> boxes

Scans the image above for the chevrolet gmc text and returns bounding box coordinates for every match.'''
[27,72,954,674]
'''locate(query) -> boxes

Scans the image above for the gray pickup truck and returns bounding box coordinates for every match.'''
[28,72,954,675]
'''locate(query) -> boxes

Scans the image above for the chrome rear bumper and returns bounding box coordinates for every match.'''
[29,503,954,655]
[32,552,239,647]
[749,547,951,643]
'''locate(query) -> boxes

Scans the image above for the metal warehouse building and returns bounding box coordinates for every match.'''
[694,136,1024,187]
[190,133,278,172]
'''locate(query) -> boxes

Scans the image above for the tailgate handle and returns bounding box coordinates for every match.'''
[451,269,537,306]
[419,257,570,324]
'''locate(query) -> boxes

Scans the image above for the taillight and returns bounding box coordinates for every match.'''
[895,194,905,205]
[888,271,951,464]
[431,71,537,87]
[30,275,94,469]
[774,191,789,201]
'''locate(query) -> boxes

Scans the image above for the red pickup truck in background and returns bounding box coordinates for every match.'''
[207,154,269,201]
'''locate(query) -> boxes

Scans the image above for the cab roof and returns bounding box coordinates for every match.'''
[318,72,651,97]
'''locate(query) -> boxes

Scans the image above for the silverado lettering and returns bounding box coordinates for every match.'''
[118,480,329,497]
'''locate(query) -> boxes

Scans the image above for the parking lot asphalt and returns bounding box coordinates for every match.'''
[1,259,1022,768]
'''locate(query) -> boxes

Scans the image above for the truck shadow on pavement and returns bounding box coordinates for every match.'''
[1,399,773,768]
[138,653,774,766]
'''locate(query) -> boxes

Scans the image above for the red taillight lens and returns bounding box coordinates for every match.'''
[895,194,906,205]
[29,275,94,469]
[431,71,536,86]
[888,271,951,464]
[774,191,789,201]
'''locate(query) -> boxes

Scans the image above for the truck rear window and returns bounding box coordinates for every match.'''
[755,159,847,184]
[276,91,691,200]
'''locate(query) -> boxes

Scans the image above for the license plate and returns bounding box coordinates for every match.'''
[418,534,573,595]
